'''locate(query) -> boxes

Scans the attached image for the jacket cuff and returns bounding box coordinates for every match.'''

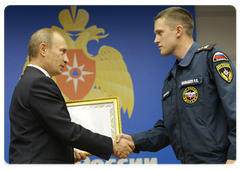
[227,144,236,160]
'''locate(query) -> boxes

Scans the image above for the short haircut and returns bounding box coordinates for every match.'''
[28,28,57,61]
[155,7,194,38]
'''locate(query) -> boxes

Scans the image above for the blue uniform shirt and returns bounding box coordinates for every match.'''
[131,42,236,164]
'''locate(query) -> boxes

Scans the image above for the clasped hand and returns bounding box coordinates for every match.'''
[74,133,135,162]
[112,133,135,159]
[74,149,87,163]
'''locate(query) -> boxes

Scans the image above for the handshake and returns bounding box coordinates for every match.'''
[74,133,134,163]
[112,133,135,159]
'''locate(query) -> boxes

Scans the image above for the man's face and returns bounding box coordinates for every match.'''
[154,18,178,56]
[44,33,69,77]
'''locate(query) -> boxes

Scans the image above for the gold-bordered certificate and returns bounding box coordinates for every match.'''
[66,97,122,156]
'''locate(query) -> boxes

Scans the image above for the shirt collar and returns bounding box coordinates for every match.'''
[28,64,51,77]
[178,58,184,63]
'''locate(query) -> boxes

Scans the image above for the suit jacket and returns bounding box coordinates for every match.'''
[9,66,113,163]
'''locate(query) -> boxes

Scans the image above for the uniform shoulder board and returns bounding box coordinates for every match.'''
[196,43,217,53]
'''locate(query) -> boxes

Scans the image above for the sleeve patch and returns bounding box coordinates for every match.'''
[213,52,229,62]
[216,63,233,83]
[196,43,216,53]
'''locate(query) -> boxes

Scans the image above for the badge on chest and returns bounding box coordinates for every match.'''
[182,86,199,104]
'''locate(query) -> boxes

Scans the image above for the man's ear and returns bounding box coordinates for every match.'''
[176,25,183,38]
[39,43,47,57]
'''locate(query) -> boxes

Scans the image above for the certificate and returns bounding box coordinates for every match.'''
[66,97,122,155]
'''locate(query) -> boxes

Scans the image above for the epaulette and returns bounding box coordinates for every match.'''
[195,43,217,53]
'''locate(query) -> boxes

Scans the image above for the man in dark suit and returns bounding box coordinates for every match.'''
[9,28,134,164]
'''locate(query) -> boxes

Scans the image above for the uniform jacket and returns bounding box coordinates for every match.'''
[9,66,113,163]
[131,42,236,164]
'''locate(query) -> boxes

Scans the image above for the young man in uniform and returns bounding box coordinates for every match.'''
[116,7,236,164]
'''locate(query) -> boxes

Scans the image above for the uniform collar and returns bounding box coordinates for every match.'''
[178,42,201,67]
[164,42,201,81]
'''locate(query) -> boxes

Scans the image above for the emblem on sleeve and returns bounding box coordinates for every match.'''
[216,63,233,83]
[213,52,229,62]
[182,86,198,104]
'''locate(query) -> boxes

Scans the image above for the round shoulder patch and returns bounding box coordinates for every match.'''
[213,52,229,62]
[182,86,198,104]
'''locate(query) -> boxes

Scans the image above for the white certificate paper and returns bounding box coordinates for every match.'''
[67,106,112,137]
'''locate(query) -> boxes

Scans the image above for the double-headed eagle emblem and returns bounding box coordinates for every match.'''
[23,6,134,118]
